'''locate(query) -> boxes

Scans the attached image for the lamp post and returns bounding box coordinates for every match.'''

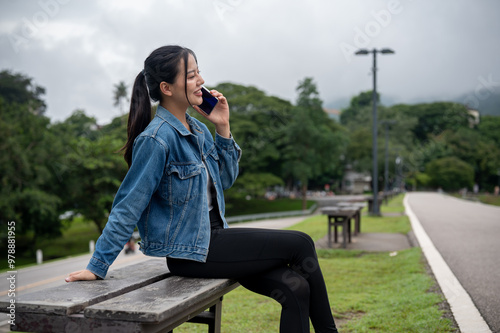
[395,155,404,192]
[380,120,397,193]
[355,48,395,215]
[395,155,401,191]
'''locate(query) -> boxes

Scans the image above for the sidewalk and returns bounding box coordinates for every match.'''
[232,213,414,252]
[315,230,414,252]
[230,216,307,229]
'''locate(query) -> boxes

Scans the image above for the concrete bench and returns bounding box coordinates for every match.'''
[336,202,365,235]
[321,206,362,248]
[0,259,239,332]
[366,196,383,214]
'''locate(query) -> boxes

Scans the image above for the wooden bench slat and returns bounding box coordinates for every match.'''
[12,312,144,333]
[321,206,358,216]
[84,276,239,323]
[0,258,168,316]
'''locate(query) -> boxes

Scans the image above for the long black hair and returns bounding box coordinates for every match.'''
[121,45,197,167]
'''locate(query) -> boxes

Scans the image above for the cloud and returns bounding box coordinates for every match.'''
[0,0,499,123]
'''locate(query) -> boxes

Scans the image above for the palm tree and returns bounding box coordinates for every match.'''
[113,81,129,115]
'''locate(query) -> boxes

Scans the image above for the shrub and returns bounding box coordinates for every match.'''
[426,156,474,191]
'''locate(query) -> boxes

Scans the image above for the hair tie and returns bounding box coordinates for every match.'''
[143,65,163,83]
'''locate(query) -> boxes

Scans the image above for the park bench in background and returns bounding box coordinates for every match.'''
[0,259,239,333]
[336,202,365,235]
[321,202,366,249]
[366,196,382,214]
[366,191,395,213]
[321,205,363,248]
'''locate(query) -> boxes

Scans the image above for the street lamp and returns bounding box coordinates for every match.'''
[395,156,401,190]
[380,119,397,193]
[355,48,395,215]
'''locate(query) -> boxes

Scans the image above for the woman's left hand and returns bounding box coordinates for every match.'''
[193,90,231,138]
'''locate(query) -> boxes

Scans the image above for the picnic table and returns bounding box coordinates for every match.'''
[320,204,364,249]
[366,195,383,214]
[336,202,365,235]
[0,259,239,333]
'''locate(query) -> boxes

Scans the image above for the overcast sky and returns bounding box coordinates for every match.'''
[1,0,499,124]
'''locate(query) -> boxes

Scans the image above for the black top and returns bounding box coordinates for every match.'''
[209,182,223,229]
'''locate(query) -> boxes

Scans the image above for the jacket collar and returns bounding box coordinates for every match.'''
[156,105,202,136]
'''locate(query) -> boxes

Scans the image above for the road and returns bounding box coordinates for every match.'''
[407,192,500,333]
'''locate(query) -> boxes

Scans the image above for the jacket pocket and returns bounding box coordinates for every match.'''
[163,162,203,205]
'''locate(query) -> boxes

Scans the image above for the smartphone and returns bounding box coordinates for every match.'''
[197,86,219,115]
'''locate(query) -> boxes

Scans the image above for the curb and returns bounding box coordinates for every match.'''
[403,194,491,333]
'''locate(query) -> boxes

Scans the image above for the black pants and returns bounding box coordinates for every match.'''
[167,227,338,333]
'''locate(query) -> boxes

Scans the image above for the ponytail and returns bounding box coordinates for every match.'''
[121,72,151,167]
[120,45,197,167]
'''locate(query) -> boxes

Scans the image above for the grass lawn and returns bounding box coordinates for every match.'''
[0,217,101,271]
[37,217,101,260]
[176,194,457,332]
[476,194,500,206]
[449,192,500,207]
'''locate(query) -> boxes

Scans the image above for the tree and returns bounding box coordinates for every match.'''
[477,115,500,145]
[426,157,474,191]
[65,135,127,233]
[404,102,473,143]
[340,90,378,127]
[432,128,500,191]
[0,94,62,247]
[0,70,46,115]
[51,110,128,233]
[344,128,372,172]
[226,173,284,200]
[113,81,129,115]
[283,78,347,209]
[51,109,99,139]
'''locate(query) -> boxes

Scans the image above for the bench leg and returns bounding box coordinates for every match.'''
[208,298,222,333]
[334,219,338,244]
[328,217,332,248]
[341,219,347,249]
[348,218,352,243]
[184,296,223,333]
[354,211,360,235]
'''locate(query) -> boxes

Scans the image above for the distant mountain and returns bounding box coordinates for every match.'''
[324,97,350,111]
[325,90,500,116]
[452,91,500,116]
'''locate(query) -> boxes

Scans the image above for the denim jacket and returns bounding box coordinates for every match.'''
[87,106,241,278]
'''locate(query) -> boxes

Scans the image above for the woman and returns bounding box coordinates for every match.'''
[66,45,338,333]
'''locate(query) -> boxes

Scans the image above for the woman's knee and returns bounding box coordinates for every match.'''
[287,230,316,250]
[271,270,310,306]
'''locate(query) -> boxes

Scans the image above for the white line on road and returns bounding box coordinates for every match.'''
[404,194,491,333]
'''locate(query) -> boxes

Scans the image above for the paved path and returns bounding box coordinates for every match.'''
[406,192,500,333]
